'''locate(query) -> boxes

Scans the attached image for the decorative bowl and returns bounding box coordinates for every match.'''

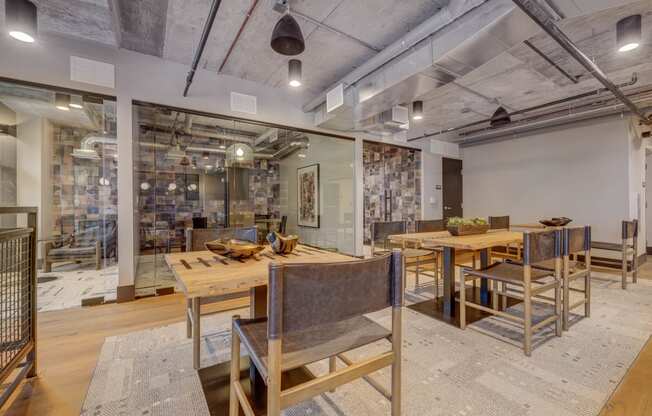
[205,239,265,258]
[446,224,490,236]
[267,231,299,254]
[539,217,572,227]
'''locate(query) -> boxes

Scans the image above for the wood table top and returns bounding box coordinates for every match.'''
[388,231,451,244]
[164,245,356,299]
[420,230,524,251]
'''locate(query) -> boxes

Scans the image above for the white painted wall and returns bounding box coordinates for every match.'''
[462,116,633,248]
[646,152,652,250]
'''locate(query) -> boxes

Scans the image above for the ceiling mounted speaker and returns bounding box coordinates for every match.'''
[6,0,38,43]
[270,14,305,56]
[617,15,642,52]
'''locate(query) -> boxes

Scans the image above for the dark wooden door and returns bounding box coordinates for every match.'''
[442,157,463,220]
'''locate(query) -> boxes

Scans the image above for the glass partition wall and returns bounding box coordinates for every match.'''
[0,79,117,311]
[133,103,355,295]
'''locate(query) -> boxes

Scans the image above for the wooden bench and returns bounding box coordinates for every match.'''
[590,220,638,289]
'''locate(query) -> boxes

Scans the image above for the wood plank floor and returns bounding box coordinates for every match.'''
[1,265,651,416]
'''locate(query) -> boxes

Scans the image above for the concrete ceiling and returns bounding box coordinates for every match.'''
[2,0,650,140]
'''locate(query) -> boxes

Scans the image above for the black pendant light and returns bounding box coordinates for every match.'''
[288,59,302,87]
[412,101,423,120]
[617,15,642,52]
[271,13,305,56]
[6,0,38,43]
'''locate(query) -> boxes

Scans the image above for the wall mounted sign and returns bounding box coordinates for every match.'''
[297,163,320,228]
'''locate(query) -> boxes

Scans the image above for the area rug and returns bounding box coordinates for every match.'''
[81,272,652,416]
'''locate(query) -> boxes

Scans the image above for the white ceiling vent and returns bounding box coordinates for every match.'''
[70,56,115,89]
[326,84,344,113]
[230,92,257,115]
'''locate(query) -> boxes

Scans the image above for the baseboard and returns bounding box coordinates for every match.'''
[117,284,135,303]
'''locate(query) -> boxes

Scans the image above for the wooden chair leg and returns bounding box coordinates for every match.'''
[415,258,420,287]
[267,339,282,416]
[459,271,466,330]
[391,306,402,416]
[229,316,241,416]
[501,282,507,310]
[621,239,628,290]
[491,280,498,310]
[186,299,192,338]
[523,268,532,356]
[329,356,337,393]
[95,240,101,270]
[555,259,563,337]
[562,256,570,331]
[434,255,439,298]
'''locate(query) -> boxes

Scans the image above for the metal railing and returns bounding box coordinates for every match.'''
[0,207,37,408]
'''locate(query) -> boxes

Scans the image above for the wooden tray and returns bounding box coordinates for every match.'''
[447,224,490,236]
[205,239,265,258]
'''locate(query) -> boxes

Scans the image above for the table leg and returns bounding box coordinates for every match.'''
[480,249,490,305]
[192,297,200,370]
[249,286,268,407]
[442,246,456,316]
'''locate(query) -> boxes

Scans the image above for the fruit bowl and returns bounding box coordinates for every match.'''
[205,239,265,258]
[539,217,572,227]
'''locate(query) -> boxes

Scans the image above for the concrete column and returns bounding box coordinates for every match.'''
[354,137,364,257]
[116,95,135,301]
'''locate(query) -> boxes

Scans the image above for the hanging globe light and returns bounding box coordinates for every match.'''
[225,143,254,168]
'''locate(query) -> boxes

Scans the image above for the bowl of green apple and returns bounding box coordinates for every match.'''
[446,217,490,236]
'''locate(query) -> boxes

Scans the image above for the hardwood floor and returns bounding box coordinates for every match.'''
[1,265,651,416]
[1,294,247,416]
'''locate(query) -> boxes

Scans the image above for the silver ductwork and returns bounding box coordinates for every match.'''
[312,0,541,134]
[71,133,116,160]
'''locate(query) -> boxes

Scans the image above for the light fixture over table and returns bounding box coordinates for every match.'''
[288,59,302,87]
[412,100,423,120]
[270,5,305,56]
[617,15,642,52]
[6,0,38,43]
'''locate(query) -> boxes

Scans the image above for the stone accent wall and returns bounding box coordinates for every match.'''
[363,142,421,244]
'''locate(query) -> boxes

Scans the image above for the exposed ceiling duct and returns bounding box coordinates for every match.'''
[71,133,116,160]
[511,0,652,125]
[311,0,542,135]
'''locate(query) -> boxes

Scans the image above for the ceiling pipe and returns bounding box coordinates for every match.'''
[523,40,579,84]
[409,73,638,141]
[183,0,222,97]
[511,0,652,125]
[218,0,260,73]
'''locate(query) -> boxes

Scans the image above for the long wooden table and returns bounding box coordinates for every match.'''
[390,230,524,326]
[164,245,358,369]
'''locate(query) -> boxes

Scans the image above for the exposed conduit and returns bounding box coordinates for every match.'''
[183,0,222,97]
[218,0,260,73]
[408,73,638,141]
[511,0,652,124]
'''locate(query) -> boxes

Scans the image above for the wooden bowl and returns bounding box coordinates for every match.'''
[539,217,572,227]
[266,231,299,254]
[205,239,265,258]
[446,224,490,236]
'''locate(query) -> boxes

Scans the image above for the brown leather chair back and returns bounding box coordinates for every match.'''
[564,226,591,255]
[185,227,258,251]
[415,219,445,233]
[371,221,406,249]
[523,229,561,265]
[622,220,638,239]
[489,216,510,230]
[267,251,403,339]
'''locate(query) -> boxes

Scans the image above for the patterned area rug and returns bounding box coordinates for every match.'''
[81,273,652,416]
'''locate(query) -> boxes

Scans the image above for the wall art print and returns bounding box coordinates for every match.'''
[297,163,320,228]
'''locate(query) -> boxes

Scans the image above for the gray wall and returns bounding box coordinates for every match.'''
[462,116,637,248]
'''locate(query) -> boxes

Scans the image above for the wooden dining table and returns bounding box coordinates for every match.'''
[390,229,524,326]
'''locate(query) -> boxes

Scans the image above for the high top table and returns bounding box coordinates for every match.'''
[391,229,524,327]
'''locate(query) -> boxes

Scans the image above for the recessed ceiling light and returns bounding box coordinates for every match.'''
[617,15,642,53]
[6,0,38,44]
[297,153,306,158]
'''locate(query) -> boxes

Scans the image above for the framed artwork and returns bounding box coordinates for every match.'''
[297,164,320,228]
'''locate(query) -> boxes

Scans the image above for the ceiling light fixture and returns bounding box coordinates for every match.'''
[617,15,642,52]
[412,100,423,120]
[69,95,84,109]
[270,5,305,56]
[55,93,71,111]
[288,59,302,87]
[6,0,37,43]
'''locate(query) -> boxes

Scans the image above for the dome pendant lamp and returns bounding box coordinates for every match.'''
[270,5,305,56]
[6,0,38,43]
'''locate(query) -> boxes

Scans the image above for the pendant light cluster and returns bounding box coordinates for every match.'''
[270,1,305,88]
[617,15,642,53]
[6,0,38,43]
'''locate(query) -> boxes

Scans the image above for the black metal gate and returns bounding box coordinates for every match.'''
[0,207,37,408]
